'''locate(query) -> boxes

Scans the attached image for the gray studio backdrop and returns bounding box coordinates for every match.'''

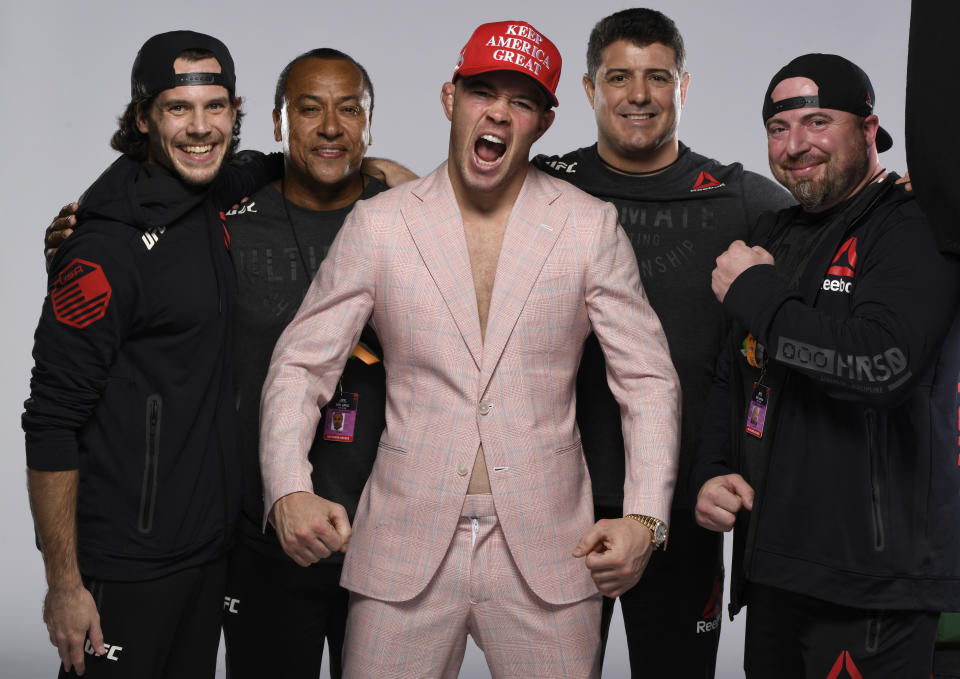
[1,1,910,677]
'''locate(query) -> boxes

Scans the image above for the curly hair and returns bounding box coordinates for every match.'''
[110,48,243,161]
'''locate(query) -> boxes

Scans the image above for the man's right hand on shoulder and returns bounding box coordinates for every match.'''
[44,582,104,676]
[45,202,78,273]
[360,157,419,187]
[695,473,755,532]
[270,492,352,567]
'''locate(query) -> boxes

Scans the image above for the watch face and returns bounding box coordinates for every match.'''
[654,523,667,544]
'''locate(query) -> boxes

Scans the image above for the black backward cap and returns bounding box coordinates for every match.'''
[762,53,892,153]
[131,30,236,101]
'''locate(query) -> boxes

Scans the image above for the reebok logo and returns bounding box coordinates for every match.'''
[696,575,723,634]
[822,237,857,294]
[141,226,166,250]
[826,650,863,679]
[701,575,722,619]
[827,237,857,277]
[691,171,724,192]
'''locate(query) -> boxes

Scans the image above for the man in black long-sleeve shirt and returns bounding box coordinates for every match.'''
[23,31,281,678]
[534,10,792,676]
[693,53,960,679]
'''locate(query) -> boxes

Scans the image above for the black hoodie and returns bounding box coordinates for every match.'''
[23,151,281,581]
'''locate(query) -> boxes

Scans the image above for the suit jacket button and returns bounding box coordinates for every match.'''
[478,402,492,415]
[457,463,469,476]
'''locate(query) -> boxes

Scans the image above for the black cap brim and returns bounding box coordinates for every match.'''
[876,126,893,153]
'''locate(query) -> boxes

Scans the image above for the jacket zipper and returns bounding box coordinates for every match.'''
[138,395,162,534]
[865,408,885,551]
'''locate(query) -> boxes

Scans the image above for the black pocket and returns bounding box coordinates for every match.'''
[138,395,162,534]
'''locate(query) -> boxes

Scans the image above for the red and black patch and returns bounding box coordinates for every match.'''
[51,258,112,328]
[691,171,722,190]
[827,237,857,278]
[826,650,863,679]
[220,211,231,250]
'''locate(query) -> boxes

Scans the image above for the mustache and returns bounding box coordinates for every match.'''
[781,153,829,170]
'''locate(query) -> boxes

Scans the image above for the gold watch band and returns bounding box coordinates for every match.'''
[624,514,667,548]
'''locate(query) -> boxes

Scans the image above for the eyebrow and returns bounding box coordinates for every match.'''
[162,95,229,107]
[296,93,362,105]
[604,66,674,76]
[767,110,835,127]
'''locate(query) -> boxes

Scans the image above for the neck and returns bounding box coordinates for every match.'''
[447,163,527,221]
[274,169,364,212]
[596,137,680,175]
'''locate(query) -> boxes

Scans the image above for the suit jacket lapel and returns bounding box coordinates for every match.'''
[401,164,483,369]
[480,168,567,393]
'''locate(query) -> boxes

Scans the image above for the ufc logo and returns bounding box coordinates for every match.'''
[223,596,240,614]
[85,639,122,661]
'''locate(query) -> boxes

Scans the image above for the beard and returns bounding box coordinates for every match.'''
[775,133,869,212]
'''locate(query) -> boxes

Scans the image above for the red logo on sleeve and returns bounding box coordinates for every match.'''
[691,171,723,190]
[827,237,858,277]
[51,259,112,328]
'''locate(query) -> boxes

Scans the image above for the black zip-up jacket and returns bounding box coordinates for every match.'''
[691,176,960,617]
[23,151,281,581]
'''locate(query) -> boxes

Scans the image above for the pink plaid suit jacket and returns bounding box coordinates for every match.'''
[260,163,680,605]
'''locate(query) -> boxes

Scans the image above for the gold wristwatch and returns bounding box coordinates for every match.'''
[625,514,667,549]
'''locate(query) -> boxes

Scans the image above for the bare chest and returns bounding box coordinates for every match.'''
[463,220,506,338]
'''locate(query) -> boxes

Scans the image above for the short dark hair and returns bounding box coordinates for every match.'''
[273,48,374,114]
[585,8,686,81]
[111,48,243,161]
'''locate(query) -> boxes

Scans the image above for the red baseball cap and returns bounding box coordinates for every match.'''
[452,20,562,107]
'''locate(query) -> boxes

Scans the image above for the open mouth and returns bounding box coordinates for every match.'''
[178,144,215,160]
[621,112,655,121]
[474,134,506,167]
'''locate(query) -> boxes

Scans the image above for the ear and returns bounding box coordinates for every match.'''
[366,109,373,147]
[862,114,880,149]
[679,72,690,108]
[582,73,597,110]
[441,81,456,122]
[534,108,556,142]
[230,96,241,127]
[136,104,150,134]
[272,108,282,143]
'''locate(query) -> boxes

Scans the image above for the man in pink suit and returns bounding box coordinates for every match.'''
[259,20,680,678]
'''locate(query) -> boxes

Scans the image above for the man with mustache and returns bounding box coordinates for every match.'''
[692,54,960,677]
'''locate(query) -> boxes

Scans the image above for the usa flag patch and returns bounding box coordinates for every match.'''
[51,258,112,328]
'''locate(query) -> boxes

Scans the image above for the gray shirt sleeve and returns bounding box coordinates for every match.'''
[741,170,794,229]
